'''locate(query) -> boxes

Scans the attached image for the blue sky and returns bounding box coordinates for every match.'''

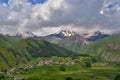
[28,0,46,4]
[106,2,118,9]
[0,0,46,4]
[0,0,9,4]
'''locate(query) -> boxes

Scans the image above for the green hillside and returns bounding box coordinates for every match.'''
[80,34,120,63]
[0,34,120,80]
[0,35,76,70]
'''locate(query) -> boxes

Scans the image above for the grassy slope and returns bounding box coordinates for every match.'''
[16,62,120,80]
[0,35,21,70]
[79,34,120,63]
[1,34,120,80]
[16,34,120,80]
[14,54,120,80]
[0,35,76,70]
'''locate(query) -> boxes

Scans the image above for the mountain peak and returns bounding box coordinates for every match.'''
[82,31,110,41]
[16,32,36,38]
[56,30,76,38]
[94,31,102,36]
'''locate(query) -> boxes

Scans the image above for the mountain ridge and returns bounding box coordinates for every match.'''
[0,35,77,70]
[14,30,110,52]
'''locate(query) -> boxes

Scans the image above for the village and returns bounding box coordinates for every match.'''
[23,60,76,69]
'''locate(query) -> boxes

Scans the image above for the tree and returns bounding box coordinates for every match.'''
[114,75,120,80]
[85,61,91,68]
[66,77,72,80]
[0,73,4,79]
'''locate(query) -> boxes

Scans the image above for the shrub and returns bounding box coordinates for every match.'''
[114,75,120,80]
[60,65,66,71]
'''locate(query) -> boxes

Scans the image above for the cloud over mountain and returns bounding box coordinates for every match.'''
[0,0,120,35]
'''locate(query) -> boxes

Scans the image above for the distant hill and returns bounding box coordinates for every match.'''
[86,31,110,42]
[80,34,120,63]
[0,34,76,70]
[15,30,110,52]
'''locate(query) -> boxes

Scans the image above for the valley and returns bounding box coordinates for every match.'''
[0,33,120,80]
[0,0,120,80]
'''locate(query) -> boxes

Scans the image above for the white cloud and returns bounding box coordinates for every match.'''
[0,0,120,35]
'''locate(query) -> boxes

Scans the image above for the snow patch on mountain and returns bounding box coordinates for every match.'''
[55,30,76,38]
[82,31,110,41]
[16,32,36,38]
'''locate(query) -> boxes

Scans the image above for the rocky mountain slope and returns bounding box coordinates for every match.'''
[80,34,120,63]
[82,31,110,42]
[43,30,89,52]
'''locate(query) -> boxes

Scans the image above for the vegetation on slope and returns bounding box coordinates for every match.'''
[0,35,76,70]
[80,34,120,63]
[12,57,120,80]
[0,34,120,80]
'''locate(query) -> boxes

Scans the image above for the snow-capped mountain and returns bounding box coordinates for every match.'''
[15,30,110,42]
[16,32,37,38]
[43,30,90,52]
[82,31,110,41]
[16,30,76,38]
[14,30,110,52]
[55,30,76,38]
